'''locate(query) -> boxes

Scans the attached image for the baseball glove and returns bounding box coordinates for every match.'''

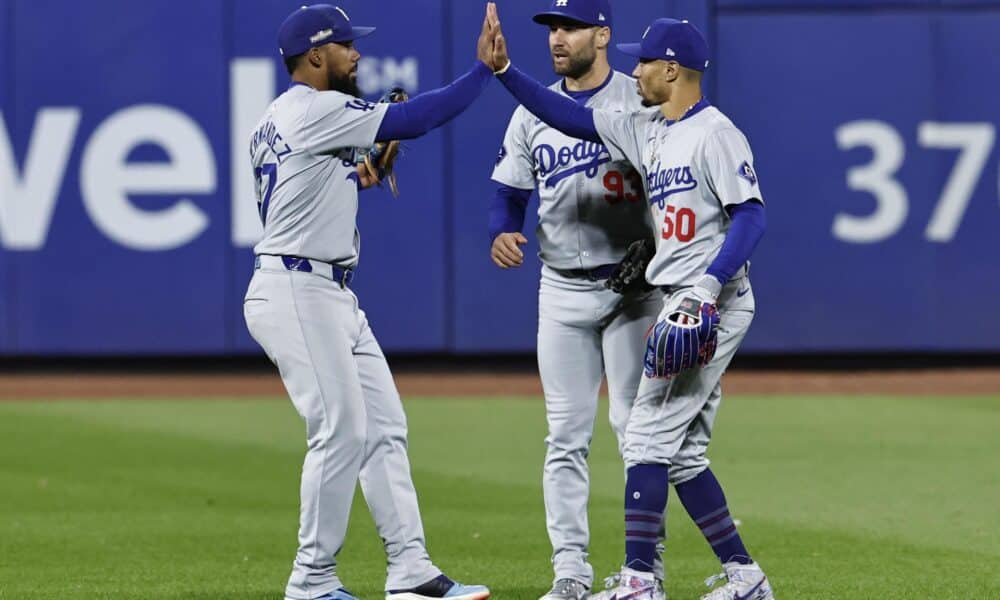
[644,291,721,379]
[606,238,656,294]
[358,87,408,196]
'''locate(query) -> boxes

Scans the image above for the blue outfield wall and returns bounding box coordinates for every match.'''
[0,0,8,353]
[0,0,998,355]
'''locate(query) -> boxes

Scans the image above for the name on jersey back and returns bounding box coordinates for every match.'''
[250,119,294,163]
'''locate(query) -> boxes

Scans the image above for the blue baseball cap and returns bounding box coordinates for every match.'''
[278,4,375,58]
[616,18,709,71]
[533,0,612,29]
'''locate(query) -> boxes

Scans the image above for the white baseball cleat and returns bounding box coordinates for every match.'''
[287,589,360,600]
[699,562,773,600]
[538,578,589,600]
[386,574,490,600]
[588,567,664,600]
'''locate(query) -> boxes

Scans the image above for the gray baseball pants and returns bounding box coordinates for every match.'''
[536,265,663,587]
[623,277,755,484]
[245,264,441,600]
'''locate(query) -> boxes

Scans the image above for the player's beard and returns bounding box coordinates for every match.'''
[329,67,361,97]
[553,46,597,80]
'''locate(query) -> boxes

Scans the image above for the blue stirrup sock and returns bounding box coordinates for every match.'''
[675,468,752,565]
[624,463,669,572]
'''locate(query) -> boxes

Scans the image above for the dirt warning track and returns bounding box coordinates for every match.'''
[1,369,998,400]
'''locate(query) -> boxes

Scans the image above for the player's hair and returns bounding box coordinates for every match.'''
[283,52,306,75]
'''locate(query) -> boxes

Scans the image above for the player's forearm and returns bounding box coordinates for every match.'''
[496,64,601,143]
[488,184,532,242]
[376,61,493,141]
[705,200,766,286]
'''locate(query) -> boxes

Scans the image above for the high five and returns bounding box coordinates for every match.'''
[485,5,773,599]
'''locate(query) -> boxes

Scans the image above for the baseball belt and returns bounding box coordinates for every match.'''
[255,254,355,287]
[551,263,618,281]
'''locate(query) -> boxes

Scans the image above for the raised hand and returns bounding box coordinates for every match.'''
[477,3,498,70]
[487,3,510,72]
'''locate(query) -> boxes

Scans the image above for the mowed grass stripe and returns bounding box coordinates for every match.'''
[0,395,997,598]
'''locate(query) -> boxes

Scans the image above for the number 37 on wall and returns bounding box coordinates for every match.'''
[835,121,995,243]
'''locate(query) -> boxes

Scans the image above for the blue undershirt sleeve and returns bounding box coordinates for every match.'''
[705,200,766,285]
[496,64,600,143]
[376,61,492,141]
[488,184,533,243]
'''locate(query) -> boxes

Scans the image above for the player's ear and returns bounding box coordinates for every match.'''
[595,26,610,50]
[663,61,680,83]
[307,46,323,69]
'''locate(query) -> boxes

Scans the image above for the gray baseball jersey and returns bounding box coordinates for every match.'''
[492,71,653,269]
[250,82,389,266]
[593,101,763,286]
[491,70,665,588]
[590,101,764,485]
[245,84,443,598]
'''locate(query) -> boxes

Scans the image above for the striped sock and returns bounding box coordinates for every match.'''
[624,463,669,572]
[675,468,751,565]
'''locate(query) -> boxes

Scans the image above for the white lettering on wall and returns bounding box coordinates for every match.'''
[0,57,422,251]
[231,58,275,247]
[358,56,419,97]
[0,109,81,249]
[835,120,996,243]
[80,105,215,251]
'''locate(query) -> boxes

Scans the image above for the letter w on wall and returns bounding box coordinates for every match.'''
[0,109,80,250]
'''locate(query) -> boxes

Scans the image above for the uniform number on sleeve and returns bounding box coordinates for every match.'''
[661,205,696,242]
[603,169,643,204]
[254,163,278,226]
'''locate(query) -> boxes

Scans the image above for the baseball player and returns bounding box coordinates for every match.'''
[488,2,664,599]
[486,7,774,600]
[243,5,501,600]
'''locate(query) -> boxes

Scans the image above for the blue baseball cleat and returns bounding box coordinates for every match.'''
[386,574,490,600]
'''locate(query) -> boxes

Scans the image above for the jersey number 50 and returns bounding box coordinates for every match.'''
[661,204,696,242]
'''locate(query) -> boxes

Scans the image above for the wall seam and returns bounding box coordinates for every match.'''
[442,0,455,352]
[6,0,17,353]
[222,0,236,353]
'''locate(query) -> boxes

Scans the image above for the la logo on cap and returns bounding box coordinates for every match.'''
[665,48,676,57]
[556,0,568,6]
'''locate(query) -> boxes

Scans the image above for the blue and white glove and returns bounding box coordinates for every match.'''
[644,275,722,379]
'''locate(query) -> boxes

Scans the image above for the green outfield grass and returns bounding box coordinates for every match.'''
[1,394,998,599]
